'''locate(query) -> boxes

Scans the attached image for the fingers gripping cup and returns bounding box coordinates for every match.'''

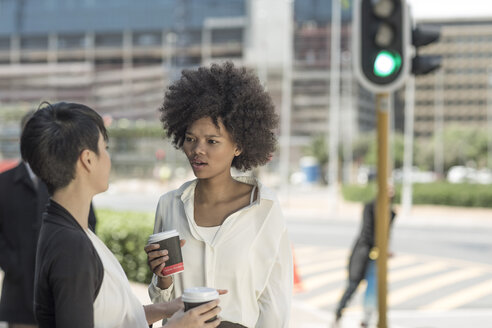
[182,287,219,323]
[147,230,184,276]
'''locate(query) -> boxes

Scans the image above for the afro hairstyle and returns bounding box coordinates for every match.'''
[159,62,278,171]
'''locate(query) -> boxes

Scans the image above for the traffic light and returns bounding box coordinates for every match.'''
[411,24,441,75]
[353,0,411,93]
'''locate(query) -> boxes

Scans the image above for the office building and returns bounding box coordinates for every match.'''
[411,18,492,137]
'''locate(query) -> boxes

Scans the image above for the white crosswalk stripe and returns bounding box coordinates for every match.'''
[389,268,484,305]
[389,261,448,282]
[293,244,492,312]
[300,257,347,276]
[423,278,492,310]
[387,254,419,269]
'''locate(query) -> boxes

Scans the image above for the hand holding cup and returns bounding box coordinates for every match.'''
[182,287,221,323]
[163,299,221,328]
[144,230,185,278]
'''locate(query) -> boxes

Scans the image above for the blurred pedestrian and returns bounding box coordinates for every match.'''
[145,62,293,327]
[334,187,396,328]
[0,111,96,328]
[20,102,222,328]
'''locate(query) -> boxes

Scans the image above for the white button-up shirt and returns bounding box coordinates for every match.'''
[148,176,293,327]
[87,230,148,328]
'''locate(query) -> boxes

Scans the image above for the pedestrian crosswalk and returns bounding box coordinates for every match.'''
[293,244,492,313]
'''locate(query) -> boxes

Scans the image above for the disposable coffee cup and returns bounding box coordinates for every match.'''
[182,287,219,323]
[147,230,184,276]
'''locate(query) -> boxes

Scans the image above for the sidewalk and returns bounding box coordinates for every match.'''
[99,179,492,228]
[276,184,492,228]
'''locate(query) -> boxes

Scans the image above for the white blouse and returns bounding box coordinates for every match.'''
[195,225,220,245]
[148,176,293,328]
[86,230,148,328]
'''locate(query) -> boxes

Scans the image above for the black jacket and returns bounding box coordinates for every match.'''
[0,163,97,324]
[34,200,103,327]
[347,200,396,283]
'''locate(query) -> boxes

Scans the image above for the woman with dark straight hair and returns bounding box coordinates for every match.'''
[21,102,222,328]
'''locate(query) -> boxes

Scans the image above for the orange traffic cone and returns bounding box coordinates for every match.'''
[292,247,304,293]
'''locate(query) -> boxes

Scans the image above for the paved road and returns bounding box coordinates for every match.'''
[284,203,492,327]
[291,244,492,323]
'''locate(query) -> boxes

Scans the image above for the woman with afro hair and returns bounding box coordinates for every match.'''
[145,62,293,327]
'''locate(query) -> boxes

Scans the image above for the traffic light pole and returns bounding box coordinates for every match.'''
[376,92,390,328]
[353,1,440,325]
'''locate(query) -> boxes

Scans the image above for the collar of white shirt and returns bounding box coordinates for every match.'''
[175,176,277,204]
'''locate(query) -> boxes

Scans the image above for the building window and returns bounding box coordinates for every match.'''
[58,34,86,49]
[133,32,162,47]
[0,37,9,50]
[21,35,48,50]
[95,33,123,48]
[179,30,202,46]
[211,28,243,44]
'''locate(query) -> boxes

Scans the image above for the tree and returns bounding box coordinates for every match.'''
[441,125,488,171]
[414,125,488,173]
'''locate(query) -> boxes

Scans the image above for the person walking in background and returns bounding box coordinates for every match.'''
[334,187,396,328]
[0,111,97,328]
[20,102,222,328]
[145,62,293,327]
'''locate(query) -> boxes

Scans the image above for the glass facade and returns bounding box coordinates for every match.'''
[0,0,246,36]
[294,0,352,25]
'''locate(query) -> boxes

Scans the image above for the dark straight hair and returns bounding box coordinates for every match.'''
[20,102,108,194]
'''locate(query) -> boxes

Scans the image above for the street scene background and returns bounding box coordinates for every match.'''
[2,0,492,327]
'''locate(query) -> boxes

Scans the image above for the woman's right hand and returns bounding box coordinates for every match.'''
[162,299,221,328]
[144,243,169,278]
[144,239,186,278]
[144,239,186,289]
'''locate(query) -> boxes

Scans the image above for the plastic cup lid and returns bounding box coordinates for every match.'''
[182,287,219,303]
[148,229,179,244]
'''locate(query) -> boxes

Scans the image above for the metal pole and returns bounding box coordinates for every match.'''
[376,92,389,328]
[201,21,212,66]
[122,30,133,112]
[165,32,177,79]
[434,69,444,177]
[388,92,395,173]
[402,75,415,215]
[279,0,293,193]
[328,0,341,204]
[487,68,492,170]
[342,51,354,183]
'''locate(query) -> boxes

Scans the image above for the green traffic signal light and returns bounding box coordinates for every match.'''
[373,50,402,77]
[355,0,409,92]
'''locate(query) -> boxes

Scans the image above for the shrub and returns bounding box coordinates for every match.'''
[341,183,378,203]
[95,209,154,283]
[342,182,492,208]
[411,182,492,207]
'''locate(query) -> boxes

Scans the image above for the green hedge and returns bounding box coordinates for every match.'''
[341,183,379,203]
[95,209,154,283]
[342,182,492,208]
